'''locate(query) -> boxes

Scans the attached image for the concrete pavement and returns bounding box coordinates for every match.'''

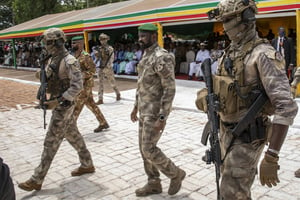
[0,73,300,200]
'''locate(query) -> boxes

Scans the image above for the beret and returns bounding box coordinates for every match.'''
[138,23,158,32]
[72,35,83,41]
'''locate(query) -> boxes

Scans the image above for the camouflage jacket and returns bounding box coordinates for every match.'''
[135,43,176,119]
[77,50,96,88]
[46,53,83,101]
[216,37,298,125]
[99,45,114,68]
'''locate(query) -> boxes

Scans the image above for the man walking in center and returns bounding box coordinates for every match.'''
[71,35,109,133]
[96,33,121,104]
[18,28,95,191]
[130,23,186,197]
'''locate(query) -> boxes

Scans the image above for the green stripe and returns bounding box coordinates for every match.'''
[0,20,83,37]
[86,2,219,23]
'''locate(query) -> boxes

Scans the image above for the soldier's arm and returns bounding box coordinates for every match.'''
[258,50,298,125]
[257,49,298,156]
[84,54,96,79]
[63,56,83,101]
[108,47,115,67]
[155,53,176,119]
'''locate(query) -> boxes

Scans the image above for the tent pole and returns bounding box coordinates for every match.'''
[156,22,164,48]
[12,39,17,69]
[84,31,89,53]
[296,9,300,96]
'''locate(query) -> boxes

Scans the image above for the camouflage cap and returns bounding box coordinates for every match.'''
[138,23,158,32]
[99,33,109,40]
[71,35,84,41]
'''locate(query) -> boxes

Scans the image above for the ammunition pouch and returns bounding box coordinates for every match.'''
[223,116,267,143]
[195,88,208,112]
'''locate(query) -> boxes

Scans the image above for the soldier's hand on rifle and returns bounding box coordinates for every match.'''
[259,153,280,187]
[130,106,138,122]
[44,99,59,110]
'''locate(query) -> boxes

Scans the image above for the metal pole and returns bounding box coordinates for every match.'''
[12,39,17,69]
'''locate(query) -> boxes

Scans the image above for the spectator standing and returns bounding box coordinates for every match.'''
[271,27,296,82]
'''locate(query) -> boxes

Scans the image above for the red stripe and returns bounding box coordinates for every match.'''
[0,27,85,39]
[259,4,300,12]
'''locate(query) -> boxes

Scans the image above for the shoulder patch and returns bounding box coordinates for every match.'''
[65,55,77,65]
[82,51,89,56]
[275,52,284,62]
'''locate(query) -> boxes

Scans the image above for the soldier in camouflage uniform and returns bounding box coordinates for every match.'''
[291,66,300,178]
[196,1,298,199]
[18,28,95,192]
[130,23,186,197]
[96,33,120,104]
[71,36,109,133]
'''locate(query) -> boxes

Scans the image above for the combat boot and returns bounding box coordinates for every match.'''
[116,93,121,101]
[96,99,103,105]
[135,179,162,196]
[94,123,109,133]
[71,166,95,176]
[168,168,186,195]
[295,168,300,178]
[18,179,42,191]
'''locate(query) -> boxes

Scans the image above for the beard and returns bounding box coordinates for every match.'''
[139,41,152,50]
[71,46,79,52]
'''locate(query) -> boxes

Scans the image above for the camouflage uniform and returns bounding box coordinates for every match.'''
[135,43,181,183]
[97,44,120,102]
[291,66,300,98]
[18,28,94,191]
[217,39,298,199]
[197,1,298,199]
[73,50,108,127]
[30,53,94,185]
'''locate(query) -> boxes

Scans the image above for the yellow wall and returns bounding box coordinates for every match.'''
[213,16,296,37]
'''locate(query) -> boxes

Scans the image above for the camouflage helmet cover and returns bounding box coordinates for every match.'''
[41,27,66,43]
[99,33,110,40]
[209,0,257,22]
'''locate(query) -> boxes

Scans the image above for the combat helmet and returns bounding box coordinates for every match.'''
[207,0,257,23]
[41,27,66,45]
[99,33,109,40]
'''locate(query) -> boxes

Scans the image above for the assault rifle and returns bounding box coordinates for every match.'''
[200,58,222,200]
[36,52,51,129]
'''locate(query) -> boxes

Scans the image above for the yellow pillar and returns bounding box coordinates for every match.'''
[84,31,90,53]
[156,22,164,48]
[296,10,300,97]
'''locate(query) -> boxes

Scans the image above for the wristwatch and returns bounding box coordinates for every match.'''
[159,114,165,122]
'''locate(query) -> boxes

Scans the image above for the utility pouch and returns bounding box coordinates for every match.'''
[238,117,266,143]
[213,75,237,114]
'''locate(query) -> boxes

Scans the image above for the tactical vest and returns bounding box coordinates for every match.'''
[46,56,70,99]
[100,46,111,68]
[214,38,270,119]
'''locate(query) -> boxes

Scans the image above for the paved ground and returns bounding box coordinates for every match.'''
[1,67,300,200]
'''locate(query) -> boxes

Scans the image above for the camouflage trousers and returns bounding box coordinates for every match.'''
[97,67,120,100]
[138,116,179,181]
[73,86,108,125]
[31,104,93,184]
[220,123,265,200]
